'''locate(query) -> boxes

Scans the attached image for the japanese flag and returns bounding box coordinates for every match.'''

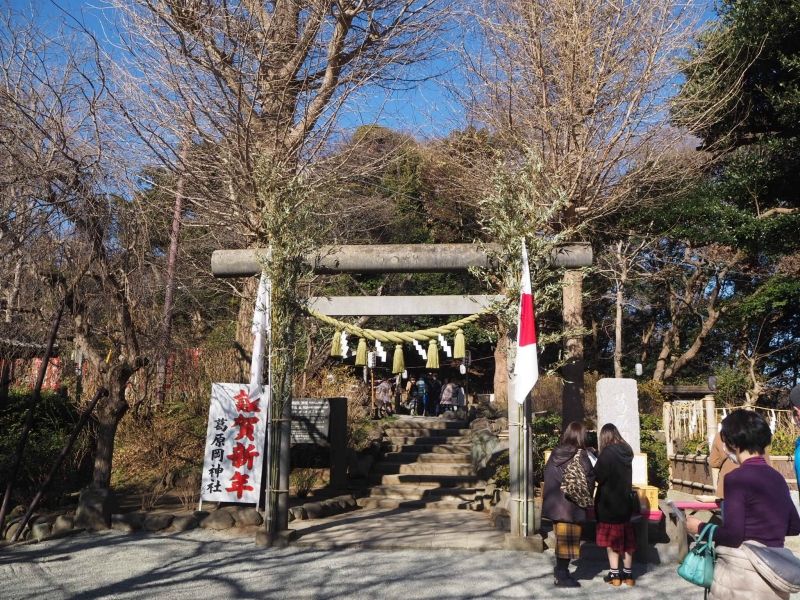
[513,241,539,404]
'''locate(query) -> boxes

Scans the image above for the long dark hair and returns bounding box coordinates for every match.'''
[560,421,588,450]
[599,423,631,452]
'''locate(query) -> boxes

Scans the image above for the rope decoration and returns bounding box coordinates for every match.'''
[308,307,490,371]
[307,308,488,344]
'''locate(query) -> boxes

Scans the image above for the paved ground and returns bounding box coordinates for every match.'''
[291,506,510,551]
[1,528,700,600]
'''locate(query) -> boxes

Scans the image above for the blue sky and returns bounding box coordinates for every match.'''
[8,0,717,141]
[9,0,466,138]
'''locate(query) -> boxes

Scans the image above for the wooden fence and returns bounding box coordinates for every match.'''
[664,397,799,493]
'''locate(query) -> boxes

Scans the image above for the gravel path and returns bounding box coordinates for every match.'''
[0,529,704,599]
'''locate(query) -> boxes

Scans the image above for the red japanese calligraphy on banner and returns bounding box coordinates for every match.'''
[200,383,269,504]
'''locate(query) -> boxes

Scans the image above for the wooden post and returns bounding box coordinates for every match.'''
[523,396,535,536]
[663,400,674,484]
[704,395,717,450]
[663,400,674,458]
[506,366,544,550]
[370,368,375,418]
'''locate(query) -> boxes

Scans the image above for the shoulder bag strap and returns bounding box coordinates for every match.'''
[706,524,717,559]
[695,523,717,559]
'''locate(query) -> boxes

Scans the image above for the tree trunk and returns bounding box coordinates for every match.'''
[493,323,509,408]
[561,269,585,424]
[640,321,655,365]
[661,308,722,381]
[613,280,625,378]
[91,373,129,489]
[155,147,188,408]
[652,332,674,383]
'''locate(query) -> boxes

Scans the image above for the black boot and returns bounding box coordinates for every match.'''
[554,571,580,587]
[553,558,580,587]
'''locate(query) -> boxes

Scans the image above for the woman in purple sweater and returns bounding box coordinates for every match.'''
[687,410,800,599]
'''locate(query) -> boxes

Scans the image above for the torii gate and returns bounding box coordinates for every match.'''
[211,242,592,548]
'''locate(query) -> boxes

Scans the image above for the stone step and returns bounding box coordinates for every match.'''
[384,427,471,437]
[376,473,484,487]
[372,462,475,476]
[367,484,483,500]
[388,443,472,454]
[386,435,471,445]
[357,497,480,510]
[386,418,466,430]
[383,452,472,464]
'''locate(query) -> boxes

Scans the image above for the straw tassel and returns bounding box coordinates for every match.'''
[454,328,465,359]
[392,344,405,374]
[355,337,368,366]
[426,339,439,369]
[330,330,342,357]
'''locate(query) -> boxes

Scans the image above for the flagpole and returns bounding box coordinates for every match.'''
[506,239,543,549]
[507,366,521,537]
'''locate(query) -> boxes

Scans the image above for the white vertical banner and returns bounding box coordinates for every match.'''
[250,272,270,392]
[251,271,271,511]
[201,383,269,503]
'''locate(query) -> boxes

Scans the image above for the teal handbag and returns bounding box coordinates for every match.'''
[677,523,718,588]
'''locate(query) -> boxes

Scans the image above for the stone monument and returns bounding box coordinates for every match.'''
[596,378,647,485]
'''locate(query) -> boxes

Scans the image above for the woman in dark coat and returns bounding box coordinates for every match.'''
[594,423,635,587]
[542,421,596,588]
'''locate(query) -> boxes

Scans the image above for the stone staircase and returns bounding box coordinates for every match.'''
[358,416,485,510]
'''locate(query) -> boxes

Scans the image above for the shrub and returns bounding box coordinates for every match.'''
[676,437,708,455]
[638,380,665,415]
[531,411,562,483]
[714,367,749,407]
[770,427,795,456]
[113,381,208,496]
[639,413,670,498]
[0,390,92,507]
[301,365,380,452]
[291,468,322,498]
[487,450,510,490]
[530,372,599,418]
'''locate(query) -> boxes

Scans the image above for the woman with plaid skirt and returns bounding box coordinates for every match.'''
[542,421,596,588]
[595,423,636,587]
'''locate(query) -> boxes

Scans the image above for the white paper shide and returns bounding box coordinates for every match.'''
[201,383,268,504]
